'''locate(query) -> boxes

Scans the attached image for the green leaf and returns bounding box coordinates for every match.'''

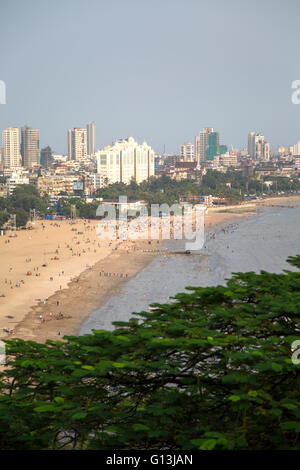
[21,359,34,368]
[228,395,241,402]
[271,363,283,372]
[72,412,87,420]
[81,365,95,371]
[112,362,127,368]
[132,424,150,431]
[200,439,217,450]
[281,421,300,432]
[54,397,64,405]
[34,404,57,413]
[281,403,297,410]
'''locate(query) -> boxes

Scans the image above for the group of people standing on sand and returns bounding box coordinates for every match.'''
[32,298,67,337]
[99,270,129,279]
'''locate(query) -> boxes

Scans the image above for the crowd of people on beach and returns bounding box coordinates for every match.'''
[0,213,203,338]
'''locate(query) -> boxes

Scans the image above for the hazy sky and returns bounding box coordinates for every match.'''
[1,0,300,154]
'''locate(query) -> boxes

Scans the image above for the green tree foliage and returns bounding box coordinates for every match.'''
[78,203,98,219]
[0,257,299,450]
[95,172,247,206]
[0,197,9,211]
[56,197,98,219]
[94,171,300,206]
[15,208,29,227]
[11,185,48,216]
[0,211,9,228]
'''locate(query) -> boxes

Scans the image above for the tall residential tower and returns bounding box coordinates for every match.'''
[68,128,87,160]
[248,132,270,161]
[96,136,155,184]
[2,127,21,168]
[87,121,95,156]
[198,128,214,164]
[181,142,194,161]
[21,126,40,168]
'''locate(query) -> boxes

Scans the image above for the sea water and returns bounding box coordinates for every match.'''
[80,204,300,334]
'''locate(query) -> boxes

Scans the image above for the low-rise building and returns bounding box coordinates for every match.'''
[6,173,30,196]
[88,173,104,192]
[169,162,197,180]
[294,155,300,169]
[220,152,239,167]
[37,175,81,196]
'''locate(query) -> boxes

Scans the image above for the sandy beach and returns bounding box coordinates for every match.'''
[0,217,158,342]
[1,194,300,343]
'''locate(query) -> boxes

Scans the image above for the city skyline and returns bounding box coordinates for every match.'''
[0,121,298,160]
[2,0,300,153]
[0,121,287,160]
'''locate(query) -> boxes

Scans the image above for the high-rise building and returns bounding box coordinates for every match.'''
[205,132,220,161]
[198,128,214,163]
[96,136,155,184]
[181,142,194,161]
[2,127,21,168]
[219,145,228,156]
[293,141,300,156]
[67,130,72,159]
[262,142,270,161]
[40,146,53,169]
[195,128,227,164]
[21,126,40,168]
[248,132,256,158]
[195,136,200,163]
[68,128,87,160]
[248,132,270,161]
[87,121,95,156]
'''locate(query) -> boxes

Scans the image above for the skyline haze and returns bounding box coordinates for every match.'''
[1,0,300,154]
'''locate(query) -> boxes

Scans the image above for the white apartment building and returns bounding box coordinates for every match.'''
[6,173,30,196]
[88,173,104,191]
[220,152,239,167]
[68,128,87,161]
[293,141,300,156]
[181,142,194,161]
[262,142,270,161]
[2,127,21,169]
[96,137,155,184]
[248,132,270,161]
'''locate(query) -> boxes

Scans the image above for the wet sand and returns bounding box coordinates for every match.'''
[12,242,156,342]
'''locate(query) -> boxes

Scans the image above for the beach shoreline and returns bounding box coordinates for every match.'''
[11,242,157,342]
[2,194,300,343]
